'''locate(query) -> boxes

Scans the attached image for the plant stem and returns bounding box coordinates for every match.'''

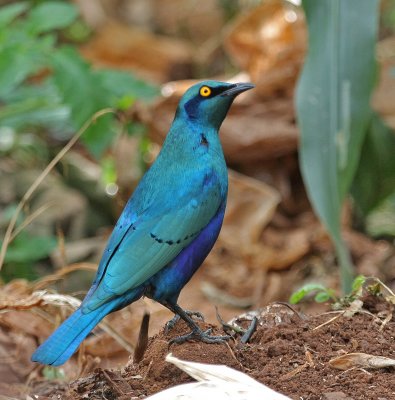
[334,237,354,294]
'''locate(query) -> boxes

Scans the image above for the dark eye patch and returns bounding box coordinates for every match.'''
[184,85,231,118]
[205,85,229,97]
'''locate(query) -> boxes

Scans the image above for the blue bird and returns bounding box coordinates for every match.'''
[31,80,254,366]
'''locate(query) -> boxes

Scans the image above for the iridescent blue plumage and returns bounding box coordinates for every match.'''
[31,80,254,366]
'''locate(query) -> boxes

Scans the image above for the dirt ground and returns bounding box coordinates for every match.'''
[25,293,395,400]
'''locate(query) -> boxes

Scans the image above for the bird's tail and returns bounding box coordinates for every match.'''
[31,302,115,366]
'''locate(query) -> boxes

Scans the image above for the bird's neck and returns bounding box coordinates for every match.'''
[165,117,224,157]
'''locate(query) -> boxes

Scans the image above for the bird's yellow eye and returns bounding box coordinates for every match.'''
[199,86,212,97]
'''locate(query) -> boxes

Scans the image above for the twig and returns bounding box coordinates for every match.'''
[99,319,135,353]
[143,360,153,381]
[281,351,314,380]
[0,108,115,270]
[241,316,258,344]
[273,302,305,321]
[338,367,372,376]
[312,314,342,331]
[365,276,395,297]
[102,369,131,397]
[379,309,393,332]
[224,341,247,371]
[31,262,98,290]
[9,202,55,241]
[215,306,245,335]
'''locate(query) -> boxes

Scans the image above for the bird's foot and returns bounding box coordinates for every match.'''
[165,310,204,333]
[169,327,231,345]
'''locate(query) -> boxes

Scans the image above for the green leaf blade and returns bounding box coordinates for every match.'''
[3,235,57,263]
[50,46,115,157]
[352,114,395,215]
[296,0,379,292]
[0,2,29,28]
[27,1,78,34]
[289,283,327,304]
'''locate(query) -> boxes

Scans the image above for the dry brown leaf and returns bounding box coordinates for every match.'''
[259,227,310,270]
[224,0,306,98]
[329,352,395,370]
[0,290,81,311]
[223,170,280,245]
[80,21,193,83]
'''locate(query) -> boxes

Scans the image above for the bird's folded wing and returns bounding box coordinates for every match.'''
[82,179,222,312]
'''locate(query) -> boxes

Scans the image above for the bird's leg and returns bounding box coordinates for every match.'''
[165,310,204,333]
[163,302,230,344]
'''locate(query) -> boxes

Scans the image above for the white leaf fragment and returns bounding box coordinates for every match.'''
[146,353,291,400]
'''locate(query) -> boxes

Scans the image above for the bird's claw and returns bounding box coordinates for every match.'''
[165,310,205,333]
[169,328,231,345]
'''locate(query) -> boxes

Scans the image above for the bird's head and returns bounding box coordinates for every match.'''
[176,80,254,130]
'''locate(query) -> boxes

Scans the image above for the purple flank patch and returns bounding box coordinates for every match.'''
[148,204,225,303]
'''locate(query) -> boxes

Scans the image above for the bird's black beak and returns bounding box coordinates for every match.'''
[220,82,255,97]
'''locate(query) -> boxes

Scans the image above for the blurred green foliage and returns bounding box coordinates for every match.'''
[290,275,366,307]
[0,1,159,281]
[0,205,58,281]
[0,1,158,158]
[352,114,395,218]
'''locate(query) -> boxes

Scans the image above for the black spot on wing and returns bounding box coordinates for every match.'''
[150,228,203,246]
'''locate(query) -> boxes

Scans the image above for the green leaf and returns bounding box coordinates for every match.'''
[42,366,66,380]
[0,2,29,28]
[351,114,395,216]
[96,70,159,104]
[0,45,42,96]
[0,79,71,131]
[3,235,57,263]
[314,291,331,303]
[50,46,114,156]
[0,24,54,96]
[27,1,78,34]
[289,283,327,304]
[351,275,366,293]
[101,155,117,185]
[296,0,379,292]
[365,193,395,238]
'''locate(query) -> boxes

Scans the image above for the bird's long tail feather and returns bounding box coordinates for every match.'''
[31,302,114,366]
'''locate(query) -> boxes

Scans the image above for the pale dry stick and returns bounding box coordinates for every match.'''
[143,360,153,381]
[280,351,314,380]
[31,262,98,290]
[379,310,393,332]
[366,276,395,297]
[0,108,115,271]
[338,366,372,376]
[99,319,135,353]
[9,201,55,241]
[225,341,248,372]
[312,313,343,331]
[101,370,129,397]
[312,309,381,331]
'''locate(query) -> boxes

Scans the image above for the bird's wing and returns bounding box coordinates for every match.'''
[82,171,223,312]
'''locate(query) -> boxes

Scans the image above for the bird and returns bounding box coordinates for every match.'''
[31,80,254,366]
